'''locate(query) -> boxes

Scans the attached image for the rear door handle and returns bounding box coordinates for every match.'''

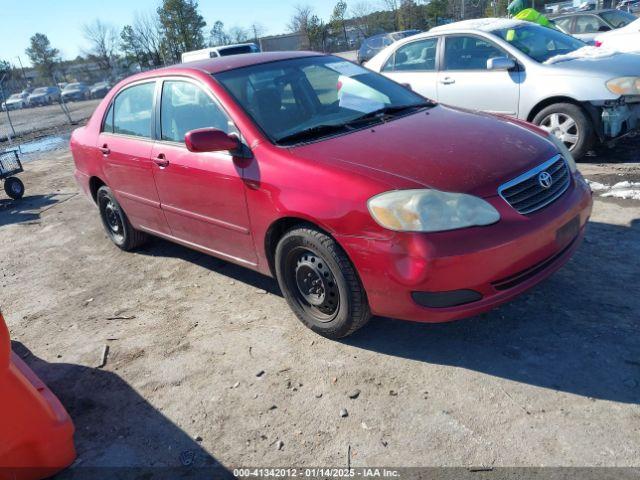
[99,144,110,155]
[440,77,455,85]
[153,153,169,168]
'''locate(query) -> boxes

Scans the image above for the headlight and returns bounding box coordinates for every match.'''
[368,189,500,233]
[606,76,640,95]
[548,134,577,174]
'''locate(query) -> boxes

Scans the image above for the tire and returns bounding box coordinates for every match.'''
[4,177,24,200]
[96,186,148,251]
[532,102,594,160]
[274,226,371,339]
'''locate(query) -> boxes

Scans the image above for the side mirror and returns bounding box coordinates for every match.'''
[487,57,516,71]
[185,128,240,153]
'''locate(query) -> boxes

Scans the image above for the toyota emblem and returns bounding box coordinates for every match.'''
[538,171,553,189]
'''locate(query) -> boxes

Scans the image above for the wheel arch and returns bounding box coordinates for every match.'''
[264,216,337,277]
[526,96,585,123]
[88,176,107,203]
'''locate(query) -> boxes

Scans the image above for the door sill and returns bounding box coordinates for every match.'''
[138,226,258,269]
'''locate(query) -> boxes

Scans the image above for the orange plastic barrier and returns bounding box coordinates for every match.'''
[0,311,76,480]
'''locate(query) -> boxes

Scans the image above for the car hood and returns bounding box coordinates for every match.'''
[545,51,640,76]
[291,105,558,198]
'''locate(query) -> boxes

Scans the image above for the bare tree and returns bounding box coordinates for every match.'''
[133,12,164,65]
[288,4,314,33]
[121,11,165,67]
[82,19,119,71]
[250,22,266,44]
[228,26,250,43]
[288,4,316,48]
[350,1,376,36]
[380,0,400,29]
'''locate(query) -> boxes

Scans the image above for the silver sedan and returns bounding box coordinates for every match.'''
[366,19,640,158]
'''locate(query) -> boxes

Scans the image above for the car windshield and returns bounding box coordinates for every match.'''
[214,56,430,144]
[492,24,587,63]
[601,10,636,27]
[33,88,47,94]
[8,94,22,100]
[64,83,81,90]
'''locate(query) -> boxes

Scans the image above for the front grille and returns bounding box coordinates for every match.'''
[499,155,570,215]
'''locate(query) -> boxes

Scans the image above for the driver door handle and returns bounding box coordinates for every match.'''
[440,77,455,85]
[99,144,110,155]
[153,153,169,168]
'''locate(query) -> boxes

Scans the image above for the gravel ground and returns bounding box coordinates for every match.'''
[0,99,100,141]
[0,138,639,475]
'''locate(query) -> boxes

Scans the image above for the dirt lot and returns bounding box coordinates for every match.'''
[0,99,100,140]
[0,137,639,475]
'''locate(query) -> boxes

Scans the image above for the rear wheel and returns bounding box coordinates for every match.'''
[4,177,24,200]
[275,226,371,339]
[533,103,594,159]
[97,186,147,251]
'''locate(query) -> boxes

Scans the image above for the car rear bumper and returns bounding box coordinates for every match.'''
[337,174,593,323]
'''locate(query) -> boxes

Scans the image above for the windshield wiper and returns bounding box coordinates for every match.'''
[346,102,435,125]
[275,123,351,145]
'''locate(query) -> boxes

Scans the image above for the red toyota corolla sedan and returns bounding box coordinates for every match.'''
[71,52,593,338]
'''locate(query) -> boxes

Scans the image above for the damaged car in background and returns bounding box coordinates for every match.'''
[367,19,640,158]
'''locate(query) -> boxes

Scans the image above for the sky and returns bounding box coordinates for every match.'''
[0,0,337,66]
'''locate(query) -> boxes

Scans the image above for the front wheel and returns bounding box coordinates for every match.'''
[4,177,24,200]
[275,226,371,339]
[97,186,148,251]
[533,103,594,159]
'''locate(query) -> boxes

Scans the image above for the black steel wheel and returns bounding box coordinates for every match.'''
[275,226,370,339]
[97,186,148,250]
[4,177,24,200]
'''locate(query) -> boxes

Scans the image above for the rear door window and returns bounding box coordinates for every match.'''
[112,82,155,138]
[384,38,438,71]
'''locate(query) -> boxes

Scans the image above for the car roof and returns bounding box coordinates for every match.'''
[144,51,323,78]
[429,18,527,34]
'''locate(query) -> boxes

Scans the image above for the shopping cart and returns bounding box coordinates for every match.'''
[0,149,24,200]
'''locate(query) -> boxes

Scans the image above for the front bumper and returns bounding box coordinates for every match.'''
[337,174,593,323]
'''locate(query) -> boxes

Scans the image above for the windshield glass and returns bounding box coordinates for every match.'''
[8,94,21,100]
[64,83,81,90]
[600,10,636,28]
[215,56,428,144]
[492,24,586,63]
[33,88,47,94]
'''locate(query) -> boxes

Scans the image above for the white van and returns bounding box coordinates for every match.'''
[181,44,260,63]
